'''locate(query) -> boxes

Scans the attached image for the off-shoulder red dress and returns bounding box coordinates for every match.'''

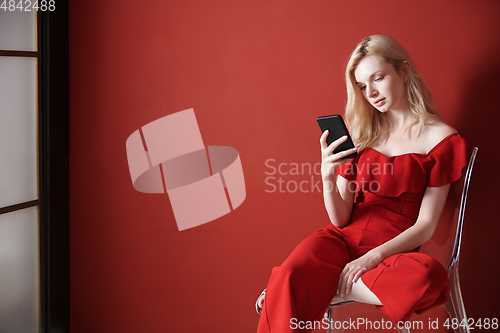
[257,133,468,332]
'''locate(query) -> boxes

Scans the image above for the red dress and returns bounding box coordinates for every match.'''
[257,133,468,332]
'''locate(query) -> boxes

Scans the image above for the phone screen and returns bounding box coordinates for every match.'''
[317,114,358,159]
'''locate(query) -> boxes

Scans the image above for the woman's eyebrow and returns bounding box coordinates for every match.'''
[356,71,383,85]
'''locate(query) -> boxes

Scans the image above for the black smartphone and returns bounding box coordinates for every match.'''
[316,114,358,159]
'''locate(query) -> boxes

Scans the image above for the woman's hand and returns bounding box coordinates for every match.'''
[320,131,358,228]
[337,250,382,298]
[320,130,357,181]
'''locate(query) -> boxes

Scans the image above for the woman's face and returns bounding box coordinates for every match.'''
[354,55,408,113]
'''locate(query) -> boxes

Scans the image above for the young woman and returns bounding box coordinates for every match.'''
[255,35,468,332]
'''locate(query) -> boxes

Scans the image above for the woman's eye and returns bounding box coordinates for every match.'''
[375,76,384,82]
[359,86,366,91]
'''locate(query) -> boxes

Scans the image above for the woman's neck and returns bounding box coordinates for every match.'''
[386,109,412,133]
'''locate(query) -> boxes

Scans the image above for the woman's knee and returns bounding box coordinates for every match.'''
[273,260,306,282]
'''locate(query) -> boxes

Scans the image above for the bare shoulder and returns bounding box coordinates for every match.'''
[420,120,458,152]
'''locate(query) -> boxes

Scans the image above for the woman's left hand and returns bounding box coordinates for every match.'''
[337,250,382,297]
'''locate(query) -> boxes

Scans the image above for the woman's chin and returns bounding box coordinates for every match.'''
[374,107,389,113]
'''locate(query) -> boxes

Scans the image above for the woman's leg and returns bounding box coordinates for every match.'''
[257,227,352,333]
[332,279,382,305]
[360,252,449,323]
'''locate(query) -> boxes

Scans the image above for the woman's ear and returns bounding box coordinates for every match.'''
[402,60,411,81]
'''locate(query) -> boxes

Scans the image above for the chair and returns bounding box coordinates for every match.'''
[324,147,478,333]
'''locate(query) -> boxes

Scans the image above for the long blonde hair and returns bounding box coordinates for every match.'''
[345,35,443,149]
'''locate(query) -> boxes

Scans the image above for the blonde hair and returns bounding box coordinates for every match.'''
[344,34,443,149]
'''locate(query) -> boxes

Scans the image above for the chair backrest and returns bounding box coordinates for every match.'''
[420,147,478,272]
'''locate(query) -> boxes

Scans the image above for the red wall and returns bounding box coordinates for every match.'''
[69,1,500,332]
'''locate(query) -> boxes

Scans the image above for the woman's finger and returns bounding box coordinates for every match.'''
[332,146,358,160]
[346,269,365,296]
[338,265,355,297]
[345,272,355,295]
[352,268,364,284]
[338,275,346,297]
[325,135,348,156]
[320,130,329,150]
[337,268,347,296]
[324,147,358,164]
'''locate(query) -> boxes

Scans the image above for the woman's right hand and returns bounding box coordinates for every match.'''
[320,130,357,181]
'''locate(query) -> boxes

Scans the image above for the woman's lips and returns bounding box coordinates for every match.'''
[374,98,386,107]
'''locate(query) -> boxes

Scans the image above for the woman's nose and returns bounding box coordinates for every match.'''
[367,86,378,98]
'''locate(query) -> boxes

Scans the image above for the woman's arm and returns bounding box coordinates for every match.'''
[338,183,451,296]
[374,184,451,256]
[323,175,355,228]
[320,131,357,228]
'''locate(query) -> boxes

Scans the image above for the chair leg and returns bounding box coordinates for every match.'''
[325,304,344,333]
[326,301,384,333]
[398,326,410,333]
[326,305,332,333]
[325,303,355,333]
[444,265,470,333]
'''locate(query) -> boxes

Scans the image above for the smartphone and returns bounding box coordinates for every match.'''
[316,114,358,159]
